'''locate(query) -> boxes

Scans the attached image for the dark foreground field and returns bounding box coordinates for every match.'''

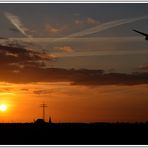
[0,122,148,145]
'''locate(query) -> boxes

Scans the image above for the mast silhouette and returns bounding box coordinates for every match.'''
[40,103,48,121]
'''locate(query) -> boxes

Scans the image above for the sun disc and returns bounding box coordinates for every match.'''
[0,104,7,112]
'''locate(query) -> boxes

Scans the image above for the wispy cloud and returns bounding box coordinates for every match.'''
[137,64,148,71]
[46,24,63,34]
[53,15,148,42]
[4,12,32,38]
[69,15,148,37]
[54,46,74,53]
[75,17,98,25]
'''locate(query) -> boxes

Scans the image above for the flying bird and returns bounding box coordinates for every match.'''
[133,29,148,40]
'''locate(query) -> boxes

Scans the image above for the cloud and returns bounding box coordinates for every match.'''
[75,20,81,25]
[71,72,148,86]
[75,17,97,25]
[4,12,32,38]
[53,46,74,53]
[0,82,71,96]
[0,44,56,72]
[69,15,148,37]
[46,24,63,34]
[0,50,148,87]
[5,51,18,57]
[51,48,148,58]
[33,89,53,95]
[138,64,148,71]
[86,17,97,25]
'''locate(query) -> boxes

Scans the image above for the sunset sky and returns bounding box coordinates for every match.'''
[0,3,148,123]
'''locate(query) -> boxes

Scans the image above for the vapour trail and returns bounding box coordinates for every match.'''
[0,36,140,43]
[1,14,148,53]
[52,15,148,42]
[4,12,32,38]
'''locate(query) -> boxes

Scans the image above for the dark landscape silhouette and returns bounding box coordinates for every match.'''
[0,120,148,144]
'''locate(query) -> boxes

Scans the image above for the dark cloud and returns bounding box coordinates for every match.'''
[0,45,57,83]
[71,72,148,86]
[0,87,11,92]
[33,89,53,95]
[0,44,55,68]
[20,88,29,91]
[0,44,148,85]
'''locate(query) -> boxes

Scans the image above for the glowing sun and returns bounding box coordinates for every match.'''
[0,104,7,112]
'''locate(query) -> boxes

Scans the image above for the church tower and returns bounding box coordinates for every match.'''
[49,116,52,123]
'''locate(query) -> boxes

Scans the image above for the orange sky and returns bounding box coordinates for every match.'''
[0,82,148,123]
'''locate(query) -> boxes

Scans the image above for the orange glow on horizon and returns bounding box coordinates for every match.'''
[0,82,148,123]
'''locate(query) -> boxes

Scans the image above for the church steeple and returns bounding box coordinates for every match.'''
[49,116,52,123]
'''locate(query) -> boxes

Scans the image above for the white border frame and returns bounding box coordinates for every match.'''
[0,1,147,147]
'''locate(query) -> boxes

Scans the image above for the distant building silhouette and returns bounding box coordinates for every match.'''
[34,118,45,124]
[49,116,52,123]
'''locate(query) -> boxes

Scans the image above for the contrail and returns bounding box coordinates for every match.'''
[0,36,140,43]
[4,12,32,38]
[1,14,148,47]
[52,15,148,42]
